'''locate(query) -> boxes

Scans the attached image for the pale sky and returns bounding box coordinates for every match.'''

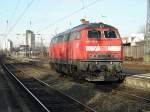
[0,0,147,47]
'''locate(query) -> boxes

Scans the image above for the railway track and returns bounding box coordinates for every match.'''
[2,63,96,112]
[4,62,150,111]
[12,62,150,102]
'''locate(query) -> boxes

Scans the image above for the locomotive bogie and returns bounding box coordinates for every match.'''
[49,59,124,81]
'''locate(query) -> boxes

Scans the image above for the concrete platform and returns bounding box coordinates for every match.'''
[124,73,150,91]
[0,65,32,112]
[0,67,21,112]
[133,73,150,79]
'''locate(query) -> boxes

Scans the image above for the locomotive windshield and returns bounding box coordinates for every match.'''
[104,30,117,38]
[88,30,101,38]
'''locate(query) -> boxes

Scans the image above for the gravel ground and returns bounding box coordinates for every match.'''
[123,61,150,74]
[13,63,150,112]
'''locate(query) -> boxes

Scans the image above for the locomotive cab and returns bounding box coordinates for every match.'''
[79,27,125,81]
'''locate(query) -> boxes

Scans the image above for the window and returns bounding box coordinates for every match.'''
[57,35,64,43]
[69,31,80,40]
[75,32,80,39]
[64,33,69,41]
[50,38,54,45]
[53,37,58,44]
[69,32,74,40]
[88,30,101,39]
[104,30,117,38]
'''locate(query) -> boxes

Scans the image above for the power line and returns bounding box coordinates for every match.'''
[3,0,20,39]
[5,0,34,38]
[38,0,101,32]
[8,0,20,30]
[81,0,85,9]
[3,20,8,37]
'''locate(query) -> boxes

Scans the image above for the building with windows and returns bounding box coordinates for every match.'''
[2,39,13,52]
[122,33,145,46]
[26,30,35,49]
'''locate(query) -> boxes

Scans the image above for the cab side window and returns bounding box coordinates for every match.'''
[104,30,117,38]
[64,33,70,42]
[69,31,80,41]
[88,30,101,39]
[53,37,58,44]
[57,35,64,43]
[50,38,54,46]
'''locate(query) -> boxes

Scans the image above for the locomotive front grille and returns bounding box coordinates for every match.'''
[88,54,112,60]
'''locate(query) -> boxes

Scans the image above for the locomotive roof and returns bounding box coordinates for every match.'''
[55,23,117,37]
[72,22,116,31]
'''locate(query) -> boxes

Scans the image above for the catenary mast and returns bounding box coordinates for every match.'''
[146,0,150,36]
[145,0,150,61]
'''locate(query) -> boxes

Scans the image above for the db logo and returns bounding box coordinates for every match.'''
[100,46,108,51]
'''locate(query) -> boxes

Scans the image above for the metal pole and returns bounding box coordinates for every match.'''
[146,0,150,36]
[40,36,44,58]
[41,36,43,57]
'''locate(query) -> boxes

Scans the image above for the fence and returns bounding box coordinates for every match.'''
[123,46,144,59]
[123,45,150,61]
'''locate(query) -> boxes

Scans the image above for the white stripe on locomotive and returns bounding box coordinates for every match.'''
[86,46,121,51]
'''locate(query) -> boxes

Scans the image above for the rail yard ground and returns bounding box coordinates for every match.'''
[1,59,149,112]
[123,61,150,73]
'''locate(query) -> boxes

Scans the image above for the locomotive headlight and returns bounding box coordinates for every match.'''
[88,54,93,58]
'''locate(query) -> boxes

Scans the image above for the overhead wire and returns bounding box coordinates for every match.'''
[38,0,101,33]
[81,0,87,18]
[81,0,85,9]
[0,0,21,34]
[7,0,20,32]
[3,20,8,37]
[5,0,34,38]
[2,0,20,42]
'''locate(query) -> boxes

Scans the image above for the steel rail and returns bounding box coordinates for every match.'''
[3,63,97,112]
[10,62,150,103]
[116,89,150,102]
[35,78,97,112]
[3,64,50,112]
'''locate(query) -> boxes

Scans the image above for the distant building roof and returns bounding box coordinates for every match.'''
[123,33,145,46]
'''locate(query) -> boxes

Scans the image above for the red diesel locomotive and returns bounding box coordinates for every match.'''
[49,21,125,81]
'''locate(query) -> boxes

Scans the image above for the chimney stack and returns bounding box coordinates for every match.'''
[80,19,89,24]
